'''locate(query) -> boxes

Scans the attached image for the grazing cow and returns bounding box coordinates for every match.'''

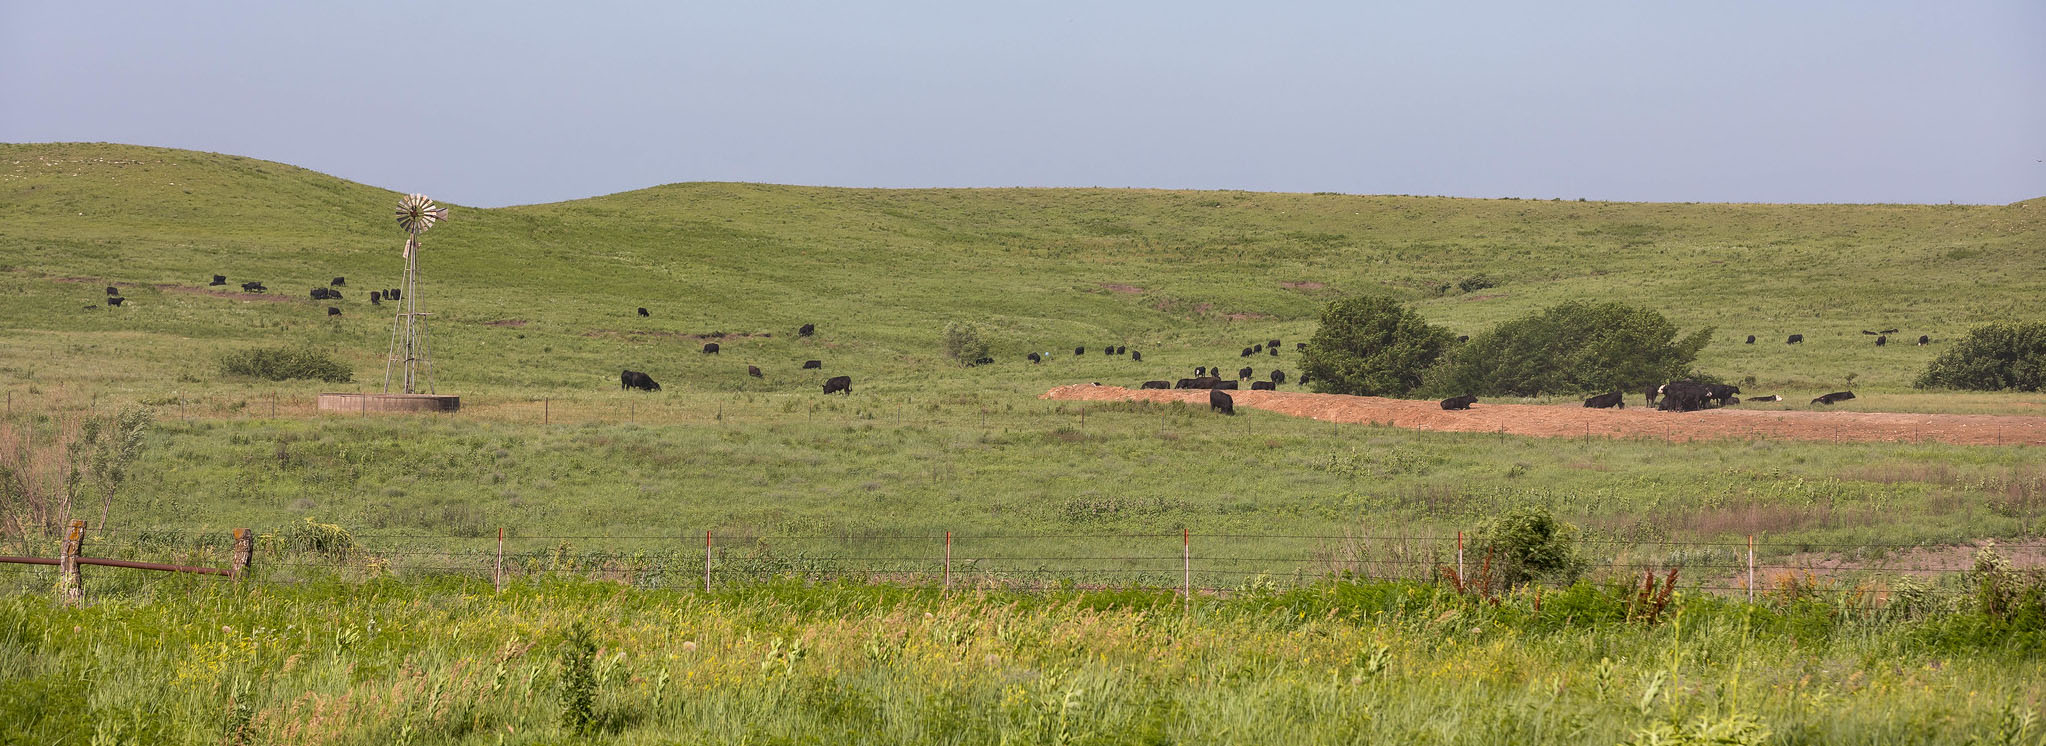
[105,286,118,296]
[1747,395,1782,402]
[1879,328,1898,334]
[1251,381,1275,390]
[1268,339,1280,348]
[747,365,763,378]
[1075,346,1085,356]
[1270,370,1287,384]
[1254,343,1264,352]
[1195,366,1207,377]
[1268,347,1277,357]
[1786,334,1803,344]
[1811,391,1855,406]
[1116,346,1126,355]
[1295,342,1306,351]
[1210,389,1235,415]
[210,275,226,286]
[1238,367,1253,380]
[106,297,125,307]
[1704,383,1741,405]
[370,291,381,305]
[1745,335,1756,344]
[802,360,822,369]
[1655,381,1714,412]
[1131,351,1142,362]
[1028,352,1042,363]
[1918,335,1930,346]
[822,375,852,395]
[620,370,660,392]
[326,307,340,316]
[1584,392,1625,409]
[1215,380,1238,389]
[311,287,330,300]
[331,277,345,287]
[1141,380,1171,389]
[637,307,649,317]
[1298,374,1310,386]
[1240,347,1254,357]
[1875,335,1887,346]
[241,281,266,293]
[702,343,720,355]
[386,288,400,301]
[1861,330,1879,336]
[799,323,815,337]
[1440,395,1477,410]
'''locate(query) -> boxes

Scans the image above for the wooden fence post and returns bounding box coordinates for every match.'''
[58,520,86,604]
[1456,531,1464,581]
[230,528,253,581]
[544,398,550,425]
[704,530,713,591]
[495,527,504,594]
[943,531,952,591]
[1182,529,1191,613]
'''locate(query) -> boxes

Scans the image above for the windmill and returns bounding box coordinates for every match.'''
[384,194,448,394]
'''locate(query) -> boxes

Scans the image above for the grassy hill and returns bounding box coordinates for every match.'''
[1,142,2042,548]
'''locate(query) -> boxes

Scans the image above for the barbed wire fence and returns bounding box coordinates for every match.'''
[2,525,2038,609]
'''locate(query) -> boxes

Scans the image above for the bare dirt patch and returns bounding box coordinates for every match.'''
[1040,385,2046,447]
[1101,283,1145,294]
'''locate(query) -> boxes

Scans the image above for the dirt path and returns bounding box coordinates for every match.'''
[1042,385,2046,446]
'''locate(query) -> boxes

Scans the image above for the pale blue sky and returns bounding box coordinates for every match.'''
[4,1,2041,207]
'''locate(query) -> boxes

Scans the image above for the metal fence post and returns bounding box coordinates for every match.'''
[230,528,253,581]
[704,530,713,591]
[943,531,952,591]
[495,527,504,594]
[58,520,86,604]
[1456,531,1464,581]
[1747,535,1755,603]
[1182,529,1191,612]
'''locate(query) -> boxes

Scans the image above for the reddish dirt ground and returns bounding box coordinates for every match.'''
[1042,385,2046,446]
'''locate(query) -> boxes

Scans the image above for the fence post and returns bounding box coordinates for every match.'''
[495,527,505,594]
[1746,535,1755,604]
[544,398,550,425]
[58,520,86,605]
[230,528,253,581]
[943,531,952,591]
[1182,529,1191,613]
[1456,531,1464,581]
[704,530,713,592]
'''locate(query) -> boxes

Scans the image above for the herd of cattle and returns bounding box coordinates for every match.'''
[1420,382,1857,414]
[620,321,851,395]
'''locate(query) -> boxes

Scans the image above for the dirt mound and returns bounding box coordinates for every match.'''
[1041,385,2046,446]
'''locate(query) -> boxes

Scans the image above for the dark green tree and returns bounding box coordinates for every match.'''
[1471,507,1585,587]
[1426,301,1710,397]
[1301,295,1455,396]
[1914,321,2046,392]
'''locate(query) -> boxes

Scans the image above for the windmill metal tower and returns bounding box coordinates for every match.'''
[384,194,448,394]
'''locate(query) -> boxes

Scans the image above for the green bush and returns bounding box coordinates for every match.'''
[217,346,352,383]
[1914,321,2046,392]
[1300,295,1455,397]
[559,621,598,734]
[1471,507,1584,588]
[1425,301,1710,397]
[940,321,990,363]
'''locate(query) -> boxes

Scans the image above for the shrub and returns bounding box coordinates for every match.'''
[1914,321,2046,392]
[1425,301,1710,397]
[218,346,352,383]
[940,321,989,364]
[1471,507,1584,588]
[559,621,597,734]
[1456,274,1497,293]
[1301,295,1455,397]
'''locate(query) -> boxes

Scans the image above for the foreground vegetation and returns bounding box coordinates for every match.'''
[3,576,2043,745]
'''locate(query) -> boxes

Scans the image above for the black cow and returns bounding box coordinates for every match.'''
[972,357,994,365]
[802,360,822,369]
[328,288,343,300]
[326,307,340,316]
[370,291,381,305]
[105,286,118,296]
[1251,381,1275,390]
[1269,370,1286,384]
[1296,342,1307,351]
[311,288,330,300]
[241,282,266,293]
[1456,335,1470,343]
[799,323,815,337]
[1238,367,1253,380]
[1879,328,1898,334]
[1215,380,1238,389]
[1240,347,1254,357]
[1861,330,1879,336]
[1917,335,1930,346]
[1745,335,1756,344]
[1440,395,1477,410]
[1747,395,1782,402]
[1297,374,1310,387]
[822,375,852,395]
[1075,346,1085,355]
[1028,352,1042,363]
[209,275,226,286]
[331,277,345,287]
[1131,351,1142,362]
[1584,392,1624,409]
[1210,389,1235,414]
[1254,343,1264,352]
[1178,376,1221,389]
[1268,347,1278,357]
[1175,378,1198,389]
[106,296,125,306]
[1875,335,1887,346]
[1644,385,1660,407]
[1655,381,1714,412]
[1267,339,1280,349]
[747,365,763,378]
[1786,334,1802,344]
[699,343,717,355]
[1195,366,1207,377]
[621,370,660,392]
[637,307,649,317]
[1115,346,1126,355]
[387,288,401,301]
[1811,391,1855,405]
[1141,380,1171,389]
[1704,383,1741,405]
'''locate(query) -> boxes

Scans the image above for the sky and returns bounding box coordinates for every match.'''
[3,1,2041,207]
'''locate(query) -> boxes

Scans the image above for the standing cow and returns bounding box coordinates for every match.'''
[822,375,853,395]
[1209,389,1234,415]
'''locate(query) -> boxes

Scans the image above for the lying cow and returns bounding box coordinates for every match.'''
[1250,381,1275,390]
[331,277,346,286]
[327,307,340,316]
[1141,380,1171,389]
[1811,391,1855,406]
[1786,334,1803,344]
[799,323,815,337]
[1747,395,1782,402]
[802,360,822,369]
[1583,391,1624,409]
[1440,395,1477,410]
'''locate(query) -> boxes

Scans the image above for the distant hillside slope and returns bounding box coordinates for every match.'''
[2,142,2041,397]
